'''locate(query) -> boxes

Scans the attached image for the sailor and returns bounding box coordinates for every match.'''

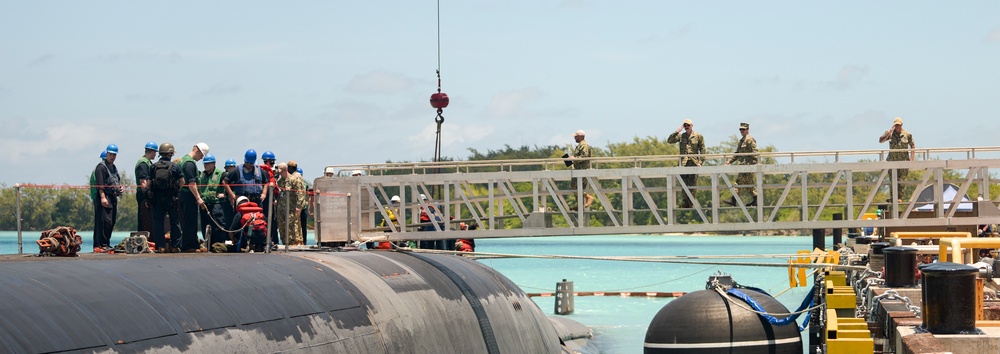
[667,119,706,208]
[568,130,594,209]
[380,195,401,231]
[148,143,183,252]
[93,144,123,252]
[198,154,228,249]
[297,167,310,243]
[223,149,269,206]
[222,158,238,229]
[230,196,268,252]
[724,123,759,207]
[88,150,106,223]
[455,222,475,252]
[275,161,307,246]
[134,141,157,233]
[178,142,210,252]
[878,117,915,202]
[260,150,279,245]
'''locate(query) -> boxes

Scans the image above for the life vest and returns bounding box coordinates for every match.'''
[91,159,120,200]
[455,239,475,252]
[375,242,393,250]
[134,156,152,184]
[237,202,267,232]
[178,154,197,194]
[236,165,264,196]
[259,164,277,197]
[198,168,225,204]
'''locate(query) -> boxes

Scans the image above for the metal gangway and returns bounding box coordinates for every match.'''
[311,147,1000,244]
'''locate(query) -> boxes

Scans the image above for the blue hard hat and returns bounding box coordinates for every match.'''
[203,154,216,163]
[144,141,158,151]
[100,150,107,159]
[105,144,119,155]
[225,158,237,167]
[297,168,303,174]
[262,151,276,161]
[244,149,257,163]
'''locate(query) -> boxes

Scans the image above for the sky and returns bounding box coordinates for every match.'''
[2,1,999,186]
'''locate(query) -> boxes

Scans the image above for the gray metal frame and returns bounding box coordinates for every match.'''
[314,147,1000,241]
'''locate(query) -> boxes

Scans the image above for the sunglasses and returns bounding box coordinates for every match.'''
[683,124,691,127]
[739,128,747,131]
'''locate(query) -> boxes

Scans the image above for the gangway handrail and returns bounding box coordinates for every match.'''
[327,146,1000,174]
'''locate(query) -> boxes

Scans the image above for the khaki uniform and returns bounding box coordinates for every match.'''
[728,135,759,198]
[667,131,706,207]
[276,173,307,245]
[882,128,914,199]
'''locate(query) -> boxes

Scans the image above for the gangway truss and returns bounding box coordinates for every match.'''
[312,147,1000,243]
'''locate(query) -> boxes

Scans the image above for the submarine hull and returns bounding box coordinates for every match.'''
[0,251,563,353]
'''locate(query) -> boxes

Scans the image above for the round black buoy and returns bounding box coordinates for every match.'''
[920,262,979,334]
[644,288,801,354]
[883,246,918,287]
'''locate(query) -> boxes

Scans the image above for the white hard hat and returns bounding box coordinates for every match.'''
[324,166,335,174]
[351,170,362,176]
[390,195,400,203]
[420,194,427,200]
[195,142,210,156]
[236,196,249,205]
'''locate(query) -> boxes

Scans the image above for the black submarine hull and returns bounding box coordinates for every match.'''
[0,251,567,353]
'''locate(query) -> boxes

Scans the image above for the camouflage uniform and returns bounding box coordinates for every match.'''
[667,130,706,207]
[882,128,914,199]
[276,173,307,245]
[570,139,591,190]
[728,133,759,198]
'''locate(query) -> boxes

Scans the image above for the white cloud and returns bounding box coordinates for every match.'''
[345,71,415,95]
[483,87,546,118]
[987,27,1000,43]
[0,122,106,165]
[827,64,869,90]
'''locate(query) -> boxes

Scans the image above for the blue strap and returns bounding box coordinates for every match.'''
[726,285,816,332]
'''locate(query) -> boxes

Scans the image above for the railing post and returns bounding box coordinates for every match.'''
[15,183,23,255]
[266,184,273,253]
[555,279,574,315]
[833,213,843,250]
[284,188,290,252]
[346,193,352,243]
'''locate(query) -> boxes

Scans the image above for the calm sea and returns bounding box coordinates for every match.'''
[1,231,826,354]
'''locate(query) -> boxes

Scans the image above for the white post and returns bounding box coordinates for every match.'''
[15,183,23,254]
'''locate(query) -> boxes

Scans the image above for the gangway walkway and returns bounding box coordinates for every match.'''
[311,147,1000,243]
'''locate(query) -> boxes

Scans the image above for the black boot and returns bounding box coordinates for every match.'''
[746,196,758,207]
[723,196,736,206]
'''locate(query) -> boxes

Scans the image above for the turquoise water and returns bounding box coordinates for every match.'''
[2,231,826,353]
[475,235,825,354]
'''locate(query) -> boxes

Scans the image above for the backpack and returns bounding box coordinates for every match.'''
[148,160,179,200]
